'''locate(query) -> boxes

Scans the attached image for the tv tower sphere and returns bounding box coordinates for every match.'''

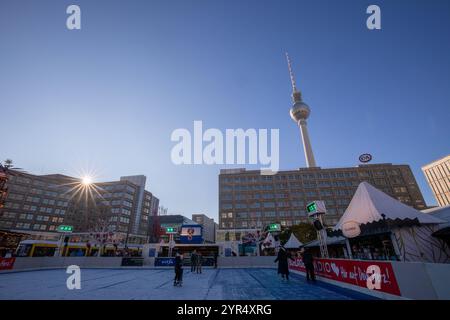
[290,100,311,122]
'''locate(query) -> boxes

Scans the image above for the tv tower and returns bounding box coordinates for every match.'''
[286,53,317,168]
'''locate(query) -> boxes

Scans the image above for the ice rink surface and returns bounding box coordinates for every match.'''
[0,268,376,300]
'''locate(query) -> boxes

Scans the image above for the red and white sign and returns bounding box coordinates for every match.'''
[0,257,15,270]
[289,257,401,296]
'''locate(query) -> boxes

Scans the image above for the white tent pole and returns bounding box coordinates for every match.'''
[390,231,402,261]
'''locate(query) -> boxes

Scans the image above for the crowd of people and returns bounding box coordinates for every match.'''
[173,246,317,287]
[173,249,219,287]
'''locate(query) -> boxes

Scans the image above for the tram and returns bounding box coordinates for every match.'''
[15,239,144,257]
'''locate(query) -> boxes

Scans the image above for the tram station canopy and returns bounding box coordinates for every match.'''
[334,182,445,230]
[283,233,303,249]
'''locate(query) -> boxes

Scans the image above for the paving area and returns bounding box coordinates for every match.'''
[0,268,376,300]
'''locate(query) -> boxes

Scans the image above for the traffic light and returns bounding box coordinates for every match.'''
[57,225,73,232]
[268,223,281,232]
[165,227,177,234]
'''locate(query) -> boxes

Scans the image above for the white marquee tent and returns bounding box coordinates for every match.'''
[334,181,450,263]
[334,181,444,229]
[262,232,275,248]
[283,233,303,249]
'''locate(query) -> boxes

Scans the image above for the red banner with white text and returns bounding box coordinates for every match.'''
[289,257,401,296]
[0,257,15,270]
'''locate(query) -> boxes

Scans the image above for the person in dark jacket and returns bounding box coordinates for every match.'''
[174,252,184,286]
[301,248,316,282]
[190,250,197,272]
[213,251,218,269]
[274,246,294,280]
[196,252,203,274]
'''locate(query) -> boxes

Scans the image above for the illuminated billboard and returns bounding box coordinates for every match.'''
[179,225,203,244]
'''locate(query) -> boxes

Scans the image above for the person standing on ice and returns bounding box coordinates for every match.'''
[196,252,203,274]
[301,248,316,283]
[274,245,294,281]
[190,250,197,273]
[174,251,184,286]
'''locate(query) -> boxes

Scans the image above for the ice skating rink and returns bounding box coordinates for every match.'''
[0,268,376,300]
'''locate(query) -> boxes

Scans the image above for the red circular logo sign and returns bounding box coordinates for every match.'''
[359,154,372,163]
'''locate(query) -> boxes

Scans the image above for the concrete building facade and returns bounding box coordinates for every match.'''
[422,155,450,207]
[218,164,427,230]
[0,171,159,238]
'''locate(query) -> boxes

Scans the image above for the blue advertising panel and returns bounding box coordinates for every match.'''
[154,257,175,266]
[179,224,203,244]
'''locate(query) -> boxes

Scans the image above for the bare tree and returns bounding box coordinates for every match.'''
[0,159,24,209]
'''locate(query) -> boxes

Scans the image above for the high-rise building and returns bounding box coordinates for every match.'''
[218,164,427,230]
[192,213,217,243]
[422,155,450,206]
[0,171,159,238]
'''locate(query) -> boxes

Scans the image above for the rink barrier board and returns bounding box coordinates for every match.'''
[289,257,450,300]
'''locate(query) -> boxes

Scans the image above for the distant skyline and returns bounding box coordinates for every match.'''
[1,0,450,221]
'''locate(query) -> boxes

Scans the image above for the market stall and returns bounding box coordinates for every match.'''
[333,182,450,263]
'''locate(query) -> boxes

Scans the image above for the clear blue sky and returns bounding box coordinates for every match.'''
[1,0,449,221]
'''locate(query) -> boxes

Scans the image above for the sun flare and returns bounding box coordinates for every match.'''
[81,175,93,185]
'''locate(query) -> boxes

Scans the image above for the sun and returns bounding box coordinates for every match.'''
[81,175,93,186]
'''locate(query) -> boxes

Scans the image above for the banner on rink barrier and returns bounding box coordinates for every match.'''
[289,257,401,296]
[0,257,15,270]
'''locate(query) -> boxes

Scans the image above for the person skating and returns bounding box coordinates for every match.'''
[213,251,218,269]
[301,248,316,283]
[196,252,203,274]
[190,250,197,273]
[173,251,184,286]
[274,245,294,281]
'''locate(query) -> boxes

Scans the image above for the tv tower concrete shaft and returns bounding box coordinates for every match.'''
[298,119,316,168]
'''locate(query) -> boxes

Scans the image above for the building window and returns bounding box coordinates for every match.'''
[264,211,276,217]
[263,202,275,208]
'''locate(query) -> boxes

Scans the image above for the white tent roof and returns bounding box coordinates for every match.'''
[283,233,303,248]
[334,181,445,230]
[422,205,450,230]
[262,232,275,248]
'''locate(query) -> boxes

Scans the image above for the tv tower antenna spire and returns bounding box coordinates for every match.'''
[285,52,302,103]
[285,52,298,93]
